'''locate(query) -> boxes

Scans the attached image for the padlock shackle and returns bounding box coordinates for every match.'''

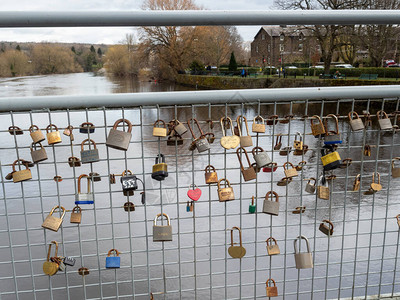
[372,172,380,184]
[266,237,277,246]
[155,153,165,164]
[188,183,198,190]
[81,138,97,151]
[112,118,132,133]
[30,142,44,151]
[220,117,234,137]
[154,213,171,226]
[253,115,264,124]
[265,191,279,202]
[206,119,214,129]
[236,147,252,170]
[107,248,120,257]
[187,118,204,139]
[251,146,264,156]
[46,124,58,133]
[251,196,255,206]
[153,119,166,128]
[348,111,360,121]
[307,177,316,185]
[72,206,82,213]
[230,226,242,247]
[310,115,323,126]
[77,174,90,194]
[322,219,334,230]
[204,165,216,173]
[80,122,94,129]
[29,124,40,132]
[294,131,303,142]
[217,178,231,189]
[12,159,30,172]
[266,278,276,287]
[275,134,282,146]
[236,115,251,137]
[47,240,59,262]
[282,161,295,171]
[294,235,311,254]
[324,114,339,134]
[376,110,389,120]
[297,160,307,168]
[121,170,133,176]
[49,205,66,219]
[396,214,400,221]
[392,157,400,168]
[267,115,278,124]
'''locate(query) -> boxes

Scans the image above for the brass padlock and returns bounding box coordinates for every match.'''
[294,235,313,269]
[353,174,361,191]
[124,201,135,212]
[109,174,116,184]
[153,119,167,137]
[236,115,253,147]
[348,111,365,131]
[78,267,89,276]
[279,146,292,156]
[70,206,82,224]
[205,124,216,144]
[340,158,353,169]
[392,157,400,178]
[263,191,279,216]
[79,122,95,133]
[220,117,240,150]
[317,177,330,200]
[236,147,257,182]
[204,165,218,184]
[11,159,32,183]
[370,172,382,192]
[152,154,168,181]
[153,213,173,242]
[283,162,298,178]
[319,219,334,236]
[29,124,45,143]
[68,156,81,167]
[63,125,74,141]
[43,241,59,276]
[228,227,246,259]
[277,177,292,186]
[377,110,393,130]
[42,206,66,232]
[310,115,326,137]
[364,112,373,128]
[364,145,371,156]
[80,139,100,164]
[305,177,316,194]
[252,115,265,133]
[106,118,132,151]
[217,178,234,202]
[324,114,342,144]
[293,132,303,150]
[274,134,282,150]
[46,124,62,145]
[8,125,23,135]
[293,144,308,156]
[295,160,307,171]
[30,142,48,163]
[187,118,210,152]
[266,278,278,297]
[266,237,280,255]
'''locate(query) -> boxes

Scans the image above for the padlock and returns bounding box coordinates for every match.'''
[248,196,256,213]
[277,177,292,186]
[153,119,168,137]
[42,206,66,232]
[75,174,94,205]
[228,227,246,259]
[63,256,76,267]
[295,160,307,171]
[252,115,265,133]
[187,184,201,201]
[89,172,101,182]
[106,118,132,151]
[236,147,257,182]
[121,170,138,193]
[78,267,89,276]
[370,172,382,192]
[187,118,210,152]
[204,165,218,184]
[217,178,235,202]
[319,219,334,236]
[251,163,261,173]
[167,134,184,146]
[310,115,326,137]
[106,249,121,268]
[11,159,32,183]
[110,174,116,184]
[280,114,293,124]
[292,206,306,214]
[283,162,298,178]
[236,115,253,147]
[293,144,308,156]
[340,158,353,168]
[43,241,59,276]
[353,174,361,191]
[172,119,188,136]
[266,237,280,255]
[364,145,371,156]
[30,142,48,163]
[153,213,173,242]
[294,235,313,269]
[305,177,316,194]
[396,214,400,229]
[152,154,168,181]
[392,157,400,178]
[293,132,303,150]
[252,146,271,168]
[274,133,282,150]
[186,201,190,212]
[279,146,292,156]
[205,120,215,143]
[263,191,279,216]
[79,122,95,133]
[324,114,342,144]
[377,110,393,130]
[220,117,240,150]
[263,162,278,173]
[321,146,341,171]
[189,201,194,212]
[266,278,278,297]
[266,115,278,126]
[8,125,23,135]
[29,125,45,143]
[63,125,74,140]
[70,206,82,224]
[5,171,14,180]
[68,156,81,167]
[317,176,330,200]
[46,124,62,145]
[348,111,365,131]
[80,139,100,164]
[124,201,135,211]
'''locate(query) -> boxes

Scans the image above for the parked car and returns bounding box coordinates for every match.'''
[309,66,324,69]
[384,60,396,67]
[285,66,298,69]
[335,64,354,69]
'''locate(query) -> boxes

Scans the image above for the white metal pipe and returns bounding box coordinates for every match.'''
[0,10,399,27]
[0,85,399,112]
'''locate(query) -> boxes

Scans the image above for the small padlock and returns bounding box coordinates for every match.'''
[283,162,298,178]
[317,176,330,200]
[248,196,256,213]
[189,201,194,212]
[75,174,94,205]
[29,125,45,143]
[277,177,292,186]
[295,160,307,171]
[236,115,253,147]
[217,178,235,202]
[266,115,278,126]
[5,171,14,180]
[266,278,278,297]
[321,146,341,171]
[80,139,100,164]
[353,174,361,191]
[279,146,292,156]
[153,119,168,137]
[42,206,66,232]
[110,174,116,184]
[348,111,365,131]
[266,237,280,255]
[324,114,342,144]
[106,118,132,151]
[46,124,62,145]
[204,165,218,184]
[319,219,334,236]
[153,213,173,242]
[79,122,95,133]
[293,144,308,156]
[68,156,81,167]
[228,227,246,259]
[292,206,306,214]
[364,112,373,128]
[364,145,372,156]
[186,201,190,212]
[187,118,210,153]
[172,119,188,136]
[310,115,326,137]
[187,184,202,201]
[305,177,316,194]
[340,158,353,169]
[106,249,121,268]
[152,154,168,181]
[294,235,313,269]
[263,162,278,173]
[43,241,59,276]
[252,115,265,133]
[236,147,257,182]
[263,191,279,216]
[205,120,215,143]
[293,132,303,150]
[220,117,240,150]
[274,134,282,150]
[63,125,74,136]
[89,172,101,182]
[63,256,76,267]
[167,134,184,146]
[377,110,393,130]
[252,146,271,168]
[370,172,382,192]
[8,125,23,135]
[30,142,48,163]
[280,114,293,124]
[78,267,89,276]
[70,206,82,224]
[121,170,139,193]
[124,201,135,211]
[11,159,32,183]
[392,157,400,178]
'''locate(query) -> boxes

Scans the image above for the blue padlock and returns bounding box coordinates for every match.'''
[105,249,120,269]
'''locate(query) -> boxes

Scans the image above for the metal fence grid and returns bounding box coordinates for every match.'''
[1,97,400,299]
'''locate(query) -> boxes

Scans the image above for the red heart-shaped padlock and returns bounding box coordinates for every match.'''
[187,187,202,201]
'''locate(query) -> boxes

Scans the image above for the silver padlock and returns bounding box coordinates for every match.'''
[348,111,364,131]
[263,191,279,216]
[80,139,100,164]
[75,174,94,205]
[153,213,172,242]
[187,118,210,153]
[392,157,400,178]
[294,235,313,269]
[252,146,271,168]
[305,177,316,194]
[377,110,393,130]
[30,142,48,163]
[173,119,188,136]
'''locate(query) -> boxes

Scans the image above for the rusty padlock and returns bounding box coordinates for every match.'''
[319,219,334,236]
[46,124,62,145]
[310,115,326,137]
[266,237,280,255]
[204,165,218,184]
[236,115,253,147]
[283,162,298,178]
[266,278,278,297]
[29,125,45,143]
[11,159,32,183]
[236,147,257,182]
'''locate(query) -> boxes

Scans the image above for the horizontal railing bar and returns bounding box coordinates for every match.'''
[0,10,400,27]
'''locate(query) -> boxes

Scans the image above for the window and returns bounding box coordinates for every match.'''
[268,45,271,52]
[299,43,303,52]
[262,34,265,40]
[280,44,284,52]
[280,34,284,41]
[256,46,259,53]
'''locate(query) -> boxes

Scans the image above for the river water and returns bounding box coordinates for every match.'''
[0,73,399,300]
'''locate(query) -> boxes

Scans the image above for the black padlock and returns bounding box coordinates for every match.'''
[152,154,168,181]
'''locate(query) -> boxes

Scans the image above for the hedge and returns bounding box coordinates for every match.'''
[284,67,400,78]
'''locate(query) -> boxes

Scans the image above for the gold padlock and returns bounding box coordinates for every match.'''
[70,206,82,224]
[217,178,234,202]
[11,159,32,183]
[274,133,282,150]
[293,132,303,150]
[318,185,330,200]
[236,115,253,147]
[266,237,280,255]
[29,124,45,143]
[283,162,298,178]
[153,119,168,137]
[228,227,246,259]
[46,124,62,145]
[43,241,60,276]
[252,115,265,133]
[364,145,371,156]
[310,115,326,137]
[266,278,278,297]
[370,172,382,192]
[220,117,240,150]
[204,165,218,184]
[42,205,66,232]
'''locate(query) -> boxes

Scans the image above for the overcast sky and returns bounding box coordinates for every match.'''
[1,0,274,44]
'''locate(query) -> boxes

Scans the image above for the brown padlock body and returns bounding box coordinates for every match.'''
[153,127,167,137]
[252,123,265,133]
[218,187,235,202]
[266,286,278,297]
[31,147,48,163]
[267,245,280,255]
[124,202,135,211]
[13,169,32,183]
[241,167,257,182]
[68,157,81,167]
[319,223,333,236]
[240,136,253,148]
[284,168,298,178]
[318,186,330,200]
[30,130,45,143]
[47,131,62,145]
[42,215,63,232]
[311,123,326,137]
[205,172,218,184]
[70,210,82,224]
[106,129,132,151]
